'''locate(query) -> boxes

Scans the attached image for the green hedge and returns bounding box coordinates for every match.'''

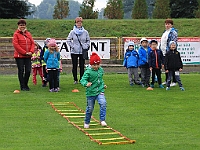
[1,19,199,38]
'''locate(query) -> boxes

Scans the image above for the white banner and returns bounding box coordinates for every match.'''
[123,37,200,65]
[35,39,110,59]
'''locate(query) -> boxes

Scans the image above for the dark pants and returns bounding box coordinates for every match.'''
[15,58,31,89]
[48,69,58,90]
[71,54,85,81]
[166,70,183,87]
[165,72,176,83]
[57,69,60,88]
[140,67,151,85]
[42,65,48,85]
[151,68,162,85]
[163,56,176,83]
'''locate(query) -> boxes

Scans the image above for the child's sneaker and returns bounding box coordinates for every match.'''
[101,121,107,126]
[150,84,154,88]
[54,88,58,92]
[159,84,164,88]
[49,89,54,92]
[180,87,185,91]
[84,123,90,129]
[57,87,60,92]
[166,87,170,90]
[170,82,177,87]
[162,81,166,85]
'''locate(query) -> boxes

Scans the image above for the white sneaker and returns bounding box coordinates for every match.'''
[162,81,166,85]
[170,82,177,87]
[101,121,107,126]
[84,123,89,129]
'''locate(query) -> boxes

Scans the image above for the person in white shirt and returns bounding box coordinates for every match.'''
[160,19,178,87]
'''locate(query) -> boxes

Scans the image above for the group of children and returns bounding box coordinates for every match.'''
[123,38,185,91]
[79,38,185,129]
[79,40,185,129]
[31,38,62,92]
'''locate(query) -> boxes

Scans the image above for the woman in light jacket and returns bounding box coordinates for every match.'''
[67,17,90,84]
[13,19,35,91]
[160,18,178,86]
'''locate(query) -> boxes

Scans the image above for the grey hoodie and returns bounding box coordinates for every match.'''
[67,28,90,54]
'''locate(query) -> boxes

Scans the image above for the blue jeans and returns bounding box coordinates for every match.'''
[85,93,107,124]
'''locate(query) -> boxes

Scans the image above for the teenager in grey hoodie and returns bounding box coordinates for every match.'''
[67,17,90,84]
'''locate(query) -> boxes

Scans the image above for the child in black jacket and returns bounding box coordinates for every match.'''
[148,39,164,88]
[165,41,185,91]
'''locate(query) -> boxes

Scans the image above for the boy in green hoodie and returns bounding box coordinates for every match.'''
[80,52,107,129]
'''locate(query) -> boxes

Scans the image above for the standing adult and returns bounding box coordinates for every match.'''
[13,19,35,91]
[67,17,90,84]
[160,18,178,86]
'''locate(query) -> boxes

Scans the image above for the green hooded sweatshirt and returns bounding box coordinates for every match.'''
[80,66,105,97]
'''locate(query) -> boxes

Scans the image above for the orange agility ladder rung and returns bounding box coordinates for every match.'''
[63,116,85,118]
[71,121,96,124]
[95,137,124,141]
[83,128,111,131]
[61,113,85,115]
[78,123,99,126]
[57,110,80,112]
[101,140,136,145]
[87,132,119,136]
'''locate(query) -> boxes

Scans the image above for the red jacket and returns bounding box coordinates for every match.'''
[13,29,35,58]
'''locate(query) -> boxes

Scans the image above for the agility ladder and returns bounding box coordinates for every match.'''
[48,102,136,145]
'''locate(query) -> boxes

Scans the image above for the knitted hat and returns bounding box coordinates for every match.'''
[44,38,51,45]
[48,38,57,47]
[140,38,148,44]
[169,41,176,47]
[128,41,134,47]
[150,39,158,44]
[90,52,101,65]
[75,17,83,23]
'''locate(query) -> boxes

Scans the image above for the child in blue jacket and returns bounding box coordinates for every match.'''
[44,39,60,92]
[138,38,151,87]
[123,41,140,86]
[148,40,164,88]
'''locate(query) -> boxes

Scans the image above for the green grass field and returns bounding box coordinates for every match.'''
[0,73,200,150]
[0,19,200,38]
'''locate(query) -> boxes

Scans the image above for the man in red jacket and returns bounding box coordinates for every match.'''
[13,19,35,91]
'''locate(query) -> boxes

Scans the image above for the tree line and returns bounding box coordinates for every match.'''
[105,0,200,19]
[0,0,199,19]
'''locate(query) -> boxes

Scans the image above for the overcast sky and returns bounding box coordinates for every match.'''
[28,0,107,9]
